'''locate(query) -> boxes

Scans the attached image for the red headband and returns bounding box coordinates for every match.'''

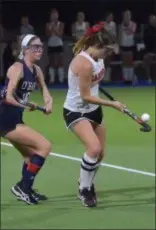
[85,22,104,37]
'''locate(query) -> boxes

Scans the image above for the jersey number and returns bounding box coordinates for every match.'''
[23,92,30,102]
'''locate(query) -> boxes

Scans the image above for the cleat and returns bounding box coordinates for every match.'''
[78,181,97,203]
[78,188,96,207]
[31,189,48,201]
[11,183,38,205]
[90,184,97,203]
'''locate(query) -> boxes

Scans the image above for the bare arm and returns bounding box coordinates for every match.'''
[45,23,52,37]
[127,22,137,34]
[77,58,125,112]
[5,63,26,108]
[35,65,53,113]
[78,61,113,106]
[53,22,64,37]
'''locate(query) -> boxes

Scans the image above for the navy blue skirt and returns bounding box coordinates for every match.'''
[0,103,24,136]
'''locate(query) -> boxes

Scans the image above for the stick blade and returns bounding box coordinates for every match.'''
[140,126,152,132]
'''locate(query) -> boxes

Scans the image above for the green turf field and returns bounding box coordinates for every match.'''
[1,87,155,229]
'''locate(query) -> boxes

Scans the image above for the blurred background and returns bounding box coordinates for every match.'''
[0,0,156,87]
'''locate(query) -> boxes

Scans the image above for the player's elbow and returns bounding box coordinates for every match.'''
[80,93,90,102]
[6,94,14,105]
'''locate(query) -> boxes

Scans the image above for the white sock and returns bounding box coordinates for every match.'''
[58,67,64,83]
[128,67,134,81]
[132,75,138,84]
[79,153,98,191]
[122,68,129,81]
[49,67,55,83]
[92,162,102,184]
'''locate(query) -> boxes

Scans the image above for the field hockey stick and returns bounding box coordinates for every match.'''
[0,90,46,113]
[99,86,152,132]
[17,98,46,113]
[25,101,46,113]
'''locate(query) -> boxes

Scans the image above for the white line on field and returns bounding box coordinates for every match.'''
[1,141,155,177]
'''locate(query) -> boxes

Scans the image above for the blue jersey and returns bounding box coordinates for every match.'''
[1,60,37,103]
[0,61,38,136]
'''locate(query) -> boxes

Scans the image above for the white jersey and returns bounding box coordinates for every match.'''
[104,21,116,37]
[74,22,88,40]
[120,22,135,47]
[63,51,105,113]
[48,21,63,47]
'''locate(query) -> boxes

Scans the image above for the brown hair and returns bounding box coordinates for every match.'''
[73,26,116,55]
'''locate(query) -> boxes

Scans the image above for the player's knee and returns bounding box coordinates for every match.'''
[44,141,52,156]
[46,141,52,153]
[38,141,52,157]
[88,143,102,158]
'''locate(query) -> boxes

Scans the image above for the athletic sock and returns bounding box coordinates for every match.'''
[91,162,101,184]
[20,154,45,190]
[122,67,129,81]
[49,67,55,83]
[128,67,134,81]
[79,153,99,190]
[58,67,64,83]
[22,162,28,177]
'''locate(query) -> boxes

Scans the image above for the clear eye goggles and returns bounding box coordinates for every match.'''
[29,44,44,52]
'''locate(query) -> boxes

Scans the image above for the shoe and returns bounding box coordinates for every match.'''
[11,183,38,205]
[90,184,97,203]
[31,189,48,201]
[78,188,96,207]
[78,181,97,203]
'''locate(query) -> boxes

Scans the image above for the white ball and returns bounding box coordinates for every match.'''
[141,113,150,122]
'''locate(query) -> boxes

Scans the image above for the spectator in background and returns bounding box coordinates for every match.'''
[2,41,17,76]
[102,12,117,81]
[72,12,89,42]
[103,12,116,38]
[46,8,64,84]
[20,16,34,35]
[119,10,137,84]
[143,14,156,83]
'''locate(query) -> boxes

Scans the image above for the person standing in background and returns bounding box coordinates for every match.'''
[143,14,156,84]
[72,12,90,42]
[119,10,137,84]
[46,8,64,84]
[20,16,34,35]
[102,12,117,82]
[104,12,116,38]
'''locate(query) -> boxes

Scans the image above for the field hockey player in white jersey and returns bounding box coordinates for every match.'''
[63,23,125,208]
